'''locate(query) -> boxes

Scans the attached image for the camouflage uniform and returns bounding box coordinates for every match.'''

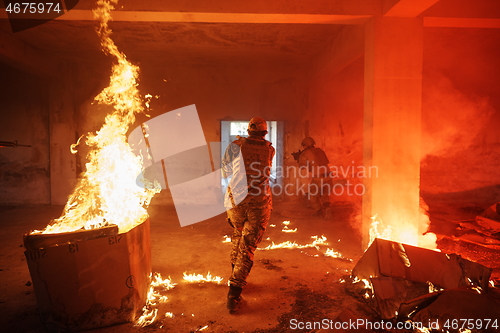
[298,138,332,216]
[222,123,275,290]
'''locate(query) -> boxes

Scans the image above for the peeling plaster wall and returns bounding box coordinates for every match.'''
[421,28,500,203]
[138,60,308,135]
[300,55,365,204]
[0,61,105,205]
[0,63,50,204]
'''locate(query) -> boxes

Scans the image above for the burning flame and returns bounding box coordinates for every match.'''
[352,276,374,300]
[136,273,177,327]
[368,214,437,250]
[281,220,297,233]
[259,235,328,250]
[324,248,353,262]
[427,281,443,293]
[183,272,224,284]
[35,0,159,235]
[368,214,394,247]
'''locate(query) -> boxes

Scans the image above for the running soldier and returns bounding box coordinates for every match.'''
[221,117,275,314]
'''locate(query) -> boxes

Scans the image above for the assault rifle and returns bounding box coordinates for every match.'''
[291,149,303,162]
[0,140,32,148]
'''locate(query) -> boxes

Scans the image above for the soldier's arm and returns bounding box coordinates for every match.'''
[221,144,234,178]
[298,149,311,169]
[221,142,243,178]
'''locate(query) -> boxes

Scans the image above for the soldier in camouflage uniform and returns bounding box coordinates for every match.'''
[298,137,333,220]
[221,117,275,314]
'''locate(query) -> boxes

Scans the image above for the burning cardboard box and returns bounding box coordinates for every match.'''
[351,238,492,319]
[23,219,151,331]
[20,1,164,330]
[353,238,491,289]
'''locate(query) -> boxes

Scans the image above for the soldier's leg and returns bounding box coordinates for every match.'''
[226,205,247,314]
[227,201,271,313]
[229,202,271,288]
[320,177,333,220]
[309,178,323,214]
[227,205,247,273]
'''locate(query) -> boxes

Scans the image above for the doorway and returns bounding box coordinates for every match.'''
[220,120,283,186]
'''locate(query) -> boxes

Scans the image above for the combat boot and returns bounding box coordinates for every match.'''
[227,285,242,314]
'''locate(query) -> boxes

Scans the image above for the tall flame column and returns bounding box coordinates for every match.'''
[362,17,424,248]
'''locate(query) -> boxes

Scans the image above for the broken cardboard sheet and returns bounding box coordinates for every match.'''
[352,238,491,290]
[457,220,500,242]
[370,276,429,320]
[23,219,151,331]
[476,203,500,234]
[437,236,500,273]
[23,225,118,251]
[453,231,500,246]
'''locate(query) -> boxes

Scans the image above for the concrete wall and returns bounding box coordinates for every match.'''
[3,24,499,208]
[0,61,106,205]
[0,63,50,204]
[297,31,365,204]
[138,60,308,136]
[74,58,309,205]
[0,53,309,206]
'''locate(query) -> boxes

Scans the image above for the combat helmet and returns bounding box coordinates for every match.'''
[301,137,316,148]
[248,117,268,132]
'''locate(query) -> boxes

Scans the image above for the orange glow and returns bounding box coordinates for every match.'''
[367,213,437,250]
[33,0,159,235]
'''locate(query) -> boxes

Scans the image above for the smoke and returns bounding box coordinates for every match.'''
[421,73,494,159]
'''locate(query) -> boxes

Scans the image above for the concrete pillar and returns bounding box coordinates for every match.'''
[362,17,423,248]
[49,66,77,205]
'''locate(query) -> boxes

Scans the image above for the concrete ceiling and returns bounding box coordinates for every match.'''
[0,0,499,75]
[0,19,347,65]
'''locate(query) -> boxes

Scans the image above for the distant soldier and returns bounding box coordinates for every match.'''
[221,117,275,314]
[297,137,333,219]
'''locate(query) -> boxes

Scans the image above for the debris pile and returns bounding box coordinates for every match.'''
[341,238,500,332]
[437,203,500,283]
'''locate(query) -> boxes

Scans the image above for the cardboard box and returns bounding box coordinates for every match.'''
[352,238,491,290]
[24,219,151,331]
[351,238,492,319]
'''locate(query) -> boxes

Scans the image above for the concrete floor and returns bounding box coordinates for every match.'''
[2,196,499,333]
[0,200,366,333]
